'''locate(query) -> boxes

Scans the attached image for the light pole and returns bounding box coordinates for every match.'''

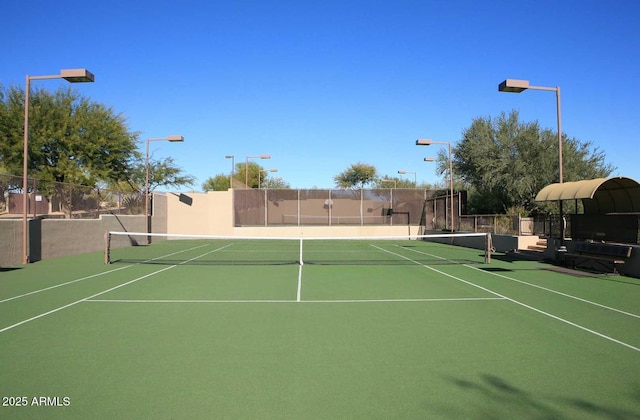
[225,155,234,188]
[259,168,278,189]
[416,139,455,232]
[245,155,270,188]
[397,170,417,187]
[22,69,94,264]
[145,135,184,239]
[499,78,564,241]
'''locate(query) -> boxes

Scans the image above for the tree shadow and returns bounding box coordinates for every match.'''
[443,373,640,419]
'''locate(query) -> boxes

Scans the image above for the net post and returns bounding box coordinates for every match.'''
[104,231,111,264]
[485,233,492,264]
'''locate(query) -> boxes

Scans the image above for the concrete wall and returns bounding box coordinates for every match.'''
[35,215,145,260]
[491,234,540,253]
[0,220,22,267]
[0,214,145,267]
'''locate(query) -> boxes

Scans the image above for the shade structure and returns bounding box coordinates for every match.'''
[535,177,640,214]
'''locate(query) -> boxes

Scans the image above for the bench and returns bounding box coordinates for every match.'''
[564,242,633,274]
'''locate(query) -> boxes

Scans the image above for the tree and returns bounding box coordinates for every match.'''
[142,156,195,192]
[234,161,271,189]
[373,176,438,189]
[334,163,378,189]
[453,110,615,214]
[0,85,141,216]
[203,163,290,191]
[0,85,139,184]
[263,177,290,189]
[202,174,230,191]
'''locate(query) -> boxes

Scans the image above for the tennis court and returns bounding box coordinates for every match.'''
[1,234,639,419]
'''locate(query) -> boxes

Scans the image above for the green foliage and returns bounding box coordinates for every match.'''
[202,174,231,191]
[454,110,615,214]
[203,163,290,190]
[233,161,274,189]
[265,177,290,189]
[334,162,378,189]
[144,157,195,192]
[374,176,414,189]
[0,85,140,186]
[0,85,196,217]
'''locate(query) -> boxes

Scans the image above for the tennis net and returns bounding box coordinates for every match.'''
[105,231,493,266]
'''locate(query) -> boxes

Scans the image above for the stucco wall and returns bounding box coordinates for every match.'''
[164,190,418,238]
[165,190,234,236]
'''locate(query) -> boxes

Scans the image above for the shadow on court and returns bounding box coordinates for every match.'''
[443,374,640,419]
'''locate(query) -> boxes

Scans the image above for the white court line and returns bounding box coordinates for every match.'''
[373,244,640,353]
[86,297,504,304]
[400,245,640,319]
[464,264,640,319]
[1,242,211,304]
[0,244,232,334]
[296,264,303,302]
[0,265,133,304]
[0,266,177,334]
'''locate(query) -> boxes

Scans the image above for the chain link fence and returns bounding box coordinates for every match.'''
[1,174,144,219]
[233,188,465,230]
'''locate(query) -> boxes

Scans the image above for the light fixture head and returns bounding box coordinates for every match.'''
[498,79,529,93]
[61,69,95,83]
[167,135,184,142]
[416,139,433,146]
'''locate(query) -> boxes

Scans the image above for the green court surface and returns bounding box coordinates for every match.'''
[1,239,639,419]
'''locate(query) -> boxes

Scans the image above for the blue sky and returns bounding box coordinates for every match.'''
[3,0,639,190]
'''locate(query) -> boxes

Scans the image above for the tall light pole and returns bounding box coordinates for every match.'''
[145,135,184,239]
[259,168,278,189]
[225,155,234,188]
[245,154,270,188]
[499,78,564,241]
[22,69,95,264]
[397,170,417,187]
[416,139,455,232]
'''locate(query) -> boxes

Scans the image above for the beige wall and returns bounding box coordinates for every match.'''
[164,190,419,238]
[165,190,234,236]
